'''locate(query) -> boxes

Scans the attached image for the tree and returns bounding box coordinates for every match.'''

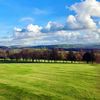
[90,50,96,63]
[67,51,76,63]
[75,52,83,62]
[0,49,7,61]
[82,52,91,63]
[20,49,32,61]
[95,53,100,63]
[50,48,59,62]
[58,49,67,62]
[41,49,51,62]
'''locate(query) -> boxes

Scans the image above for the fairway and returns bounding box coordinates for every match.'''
[0,64,99,100]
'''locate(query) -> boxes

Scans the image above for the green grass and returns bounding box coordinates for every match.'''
[0,63,99,100]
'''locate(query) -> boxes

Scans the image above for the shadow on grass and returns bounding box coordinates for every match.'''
[0,83,53,100]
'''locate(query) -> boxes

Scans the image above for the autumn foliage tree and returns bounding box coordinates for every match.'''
[0,48,99,63]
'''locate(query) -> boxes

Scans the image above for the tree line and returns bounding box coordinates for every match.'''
[0,48,99,63]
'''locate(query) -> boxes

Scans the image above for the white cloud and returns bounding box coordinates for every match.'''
[0,0,100,46]
[33,8,50,15]
[56,31,80,39]
[43,21,64,32]
[27,24,42,33]
[20,17,34,22]
[98,21,100,26]
[1,28,100,46]
[67,0,100,29]
[14,27,22,32]
[66,15,81,29]
[13,24,43,42]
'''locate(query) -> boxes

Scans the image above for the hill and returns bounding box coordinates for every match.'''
[0,44,100,51]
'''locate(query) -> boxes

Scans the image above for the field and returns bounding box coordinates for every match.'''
[0,63,99,100]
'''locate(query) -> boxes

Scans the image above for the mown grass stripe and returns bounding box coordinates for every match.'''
[0,64,99,100]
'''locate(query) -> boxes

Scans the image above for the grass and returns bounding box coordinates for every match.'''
[0,63,99,100]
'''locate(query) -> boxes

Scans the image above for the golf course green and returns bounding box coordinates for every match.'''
[0,63,99,100]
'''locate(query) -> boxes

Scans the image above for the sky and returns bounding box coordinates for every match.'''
[0,0,100,46]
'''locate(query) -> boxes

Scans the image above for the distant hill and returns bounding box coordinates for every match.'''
[16,44,100,50]
[0,44,100,51]
[0,46,9,50]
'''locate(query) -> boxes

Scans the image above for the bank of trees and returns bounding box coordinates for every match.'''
[0,48,99,63]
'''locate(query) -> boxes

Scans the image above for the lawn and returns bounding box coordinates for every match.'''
[0,63,99,100]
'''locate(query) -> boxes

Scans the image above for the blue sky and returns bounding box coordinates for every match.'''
[0,0,80,35]
[0,0,100,46]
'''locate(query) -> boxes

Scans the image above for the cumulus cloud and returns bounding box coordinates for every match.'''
[66,15,81,30]
[42,21,64,33]
[0,0,100,46]
[12,24,100,46]
[13,24,43,41]
[27,24,42,33]
[66,0,100,30]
